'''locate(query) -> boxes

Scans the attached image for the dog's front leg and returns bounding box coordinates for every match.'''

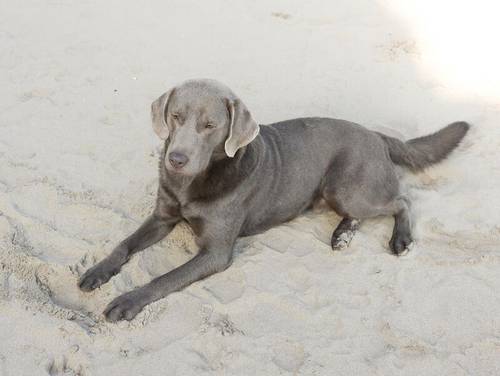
[79,214,178,292]
[103,246,233,322]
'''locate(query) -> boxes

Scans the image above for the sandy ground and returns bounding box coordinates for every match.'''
[1,1,500,375]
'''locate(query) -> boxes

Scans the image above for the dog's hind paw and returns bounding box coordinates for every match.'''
[331,231,356,251]
[389,232,413,256]
[331,218,360,251]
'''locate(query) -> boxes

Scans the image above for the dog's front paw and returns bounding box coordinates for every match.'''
[103,290,148,322]
[78,260,120,292]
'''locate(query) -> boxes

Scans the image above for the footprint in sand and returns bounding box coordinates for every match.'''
[46,351,88,376]
[272,339,307,373]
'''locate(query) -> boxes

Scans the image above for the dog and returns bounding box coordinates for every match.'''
[78,79,469,322]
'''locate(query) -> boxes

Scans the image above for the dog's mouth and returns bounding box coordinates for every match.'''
[165,163,201,178]
[166,165,188,175]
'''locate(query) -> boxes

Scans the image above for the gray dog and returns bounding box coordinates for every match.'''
[78,79,469,322]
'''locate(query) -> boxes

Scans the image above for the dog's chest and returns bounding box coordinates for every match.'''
[179,202,208,237]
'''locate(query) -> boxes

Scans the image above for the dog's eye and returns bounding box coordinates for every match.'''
[205,123,216,129]
[171,113,179,120]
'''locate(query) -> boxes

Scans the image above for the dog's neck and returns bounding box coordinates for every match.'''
[158,139,261,204]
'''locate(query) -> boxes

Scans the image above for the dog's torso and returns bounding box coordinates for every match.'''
[156,117,393,243]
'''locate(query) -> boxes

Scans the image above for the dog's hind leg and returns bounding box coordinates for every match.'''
[388,196,413,255]
[331,217,360,251]
[321,157,413,254]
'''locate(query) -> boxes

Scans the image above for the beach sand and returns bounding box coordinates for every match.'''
[1,1,500,374]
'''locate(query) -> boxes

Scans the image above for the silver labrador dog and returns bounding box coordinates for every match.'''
[79,79,469,322]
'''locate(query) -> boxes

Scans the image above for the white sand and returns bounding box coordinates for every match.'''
[1,1,500,375]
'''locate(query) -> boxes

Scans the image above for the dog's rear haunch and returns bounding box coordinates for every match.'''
[79,79,469,322]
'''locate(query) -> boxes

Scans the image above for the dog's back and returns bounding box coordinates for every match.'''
[241,117,391,234]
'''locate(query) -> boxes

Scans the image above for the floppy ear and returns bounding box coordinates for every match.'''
[224,98,260,157]
[150,89,174,140]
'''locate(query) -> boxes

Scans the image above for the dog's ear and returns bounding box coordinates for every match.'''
[224,98,260,157]
[151,89,174,140]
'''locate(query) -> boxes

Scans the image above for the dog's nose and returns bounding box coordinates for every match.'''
[168,152,189,169]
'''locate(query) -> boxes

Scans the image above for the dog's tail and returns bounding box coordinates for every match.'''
[378,121,470,172]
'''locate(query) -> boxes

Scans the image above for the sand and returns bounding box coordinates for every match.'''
[1,1,500,375]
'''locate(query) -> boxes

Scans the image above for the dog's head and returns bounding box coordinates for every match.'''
[151,79,259,176]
